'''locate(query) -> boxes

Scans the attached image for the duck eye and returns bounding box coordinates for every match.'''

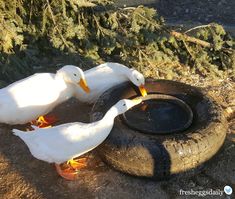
[137,78,139,81]
[123,103,126,106]
[74,74,77,76]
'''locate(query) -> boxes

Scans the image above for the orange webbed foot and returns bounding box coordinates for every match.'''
[69,157,88,170]
[55,158,88,180]
[55,164,78,181]
[31,114,59,128]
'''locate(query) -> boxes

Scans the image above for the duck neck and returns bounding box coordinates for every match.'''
[108,63,132,78]
[55,70,66,82]
[54,72,74,100]
[101,106,119,123]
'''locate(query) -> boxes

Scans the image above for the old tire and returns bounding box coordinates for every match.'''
[90,79,228,179]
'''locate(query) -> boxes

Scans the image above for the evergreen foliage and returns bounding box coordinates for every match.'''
[0,0,234,86]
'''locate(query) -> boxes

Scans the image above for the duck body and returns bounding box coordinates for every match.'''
[0,73,70,124]
[0,65,89,125]
[13,120,113,163]
[74,62,145,103]
[13,99,142,164]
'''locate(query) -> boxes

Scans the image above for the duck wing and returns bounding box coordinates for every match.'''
[13,122,98,164]
[5,73,62,107]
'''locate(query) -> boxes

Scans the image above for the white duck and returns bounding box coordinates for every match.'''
[0,65,90,126]
[74,62,147,103]
[13,98,142,180]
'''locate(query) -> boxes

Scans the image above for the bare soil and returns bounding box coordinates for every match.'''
[116,0,235,26]
[0,75,234,199]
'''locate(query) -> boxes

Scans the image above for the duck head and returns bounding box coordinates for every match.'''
[128,70,147,97]
[57,65,90,93]
[115,99,142,115]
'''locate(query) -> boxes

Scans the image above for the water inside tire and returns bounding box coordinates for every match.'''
[122,94,193,135]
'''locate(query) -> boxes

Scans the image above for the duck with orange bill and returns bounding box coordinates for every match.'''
[13,98,142,180]
[0,65,90,127]
[74,62,147,103]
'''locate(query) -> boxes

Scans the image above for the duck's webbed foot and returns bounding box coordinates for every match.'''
[31,114,58,128]
[55,158,88,180]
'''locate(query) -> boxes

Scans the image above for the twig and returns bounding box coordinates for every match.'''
[62,0,67,18]
[182,39,195,59]
[29,0,33,24]
[116,12,128,35]
[137,12,162,29]
[184,24,214,34]
[121,7,233,53]
[171,31,212,48]
[171,31,234,53]
[119,7,164,31]
[45,0,86,66]
[93,14,105,36]
[122,7,137,10]
[156,61,168,68]
[45,0,70,49]
[139,49,156,69]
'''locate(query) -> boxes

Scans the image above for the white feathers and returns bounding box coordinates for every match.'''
[74,62,145,103]
[13,99,142,164]
[0,65,85,125]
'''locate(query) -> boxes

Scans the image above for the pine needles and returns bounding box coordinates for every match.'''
[0,0,234,86]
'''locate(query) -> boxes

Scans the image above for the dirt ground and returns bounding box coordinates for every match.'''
[116,0,235,25]
[0,75,234,199]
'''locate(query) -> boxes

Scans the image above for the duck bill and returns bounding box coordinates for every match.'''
[78,78,90,93]
[138,85,147,97]
[132,98,142,105]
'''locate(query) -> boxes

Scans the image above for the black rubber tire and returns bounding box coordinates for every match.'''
[90,79,228,179]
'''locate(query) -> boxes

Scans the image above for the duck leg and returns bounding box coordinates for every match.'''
[55,158,88,180]
[31,114,58,128]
